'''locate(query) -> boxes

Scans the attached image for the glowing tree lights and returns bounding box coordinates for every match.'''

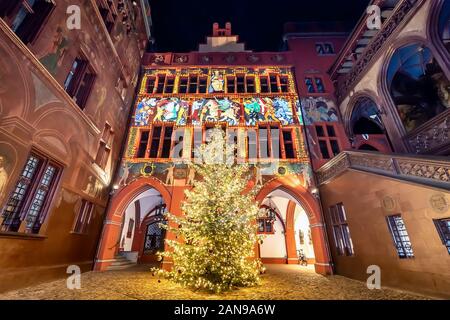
[153,128,262,293]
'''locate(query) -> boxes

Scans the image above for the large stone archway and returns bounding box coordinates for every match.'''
[256,178,333,275]
[94,177,174,271]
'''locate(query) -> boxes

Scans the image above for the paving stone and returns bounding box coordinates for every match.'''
[0,265,430,300]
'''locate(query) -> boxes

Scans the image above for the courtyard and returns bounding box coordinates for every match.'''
[0,265,431,300]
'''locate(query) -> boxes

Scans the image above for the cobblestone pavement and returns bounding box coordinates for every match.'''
[0,264,430,300]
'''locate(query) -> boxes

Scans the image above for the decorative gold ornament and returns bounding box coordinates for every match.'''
[140,163,155,177]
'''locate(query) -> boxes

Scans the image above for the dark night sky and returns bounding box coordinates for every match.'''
[148,0,371,52]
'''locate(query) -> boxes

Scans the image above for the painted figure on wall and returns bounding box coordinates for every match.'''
[39,26,69,75]
[244,97,293,125]
[273,98,293,125]
[192,98,240,125]
[244,98,264,126]
[0,155,9,202]
[186,167,196,186]
[165,165,175,185]
[209,70,225,92]
[135,98,189,126]
[300,97,339,125]
[117,162,132,187]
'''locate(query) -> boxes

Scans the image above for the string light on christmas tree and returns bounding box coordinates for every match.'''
[152,127,263,293]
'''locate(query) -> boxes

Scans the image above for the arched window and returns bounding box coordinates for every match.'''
[387,43,450,133]
[350,97,384,135]
[439,0,450,53]
[358,144,379,151]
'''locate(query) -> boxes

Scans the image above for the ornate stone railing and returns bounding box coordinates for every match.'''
[316,151,450,190]
[334,0,423,102]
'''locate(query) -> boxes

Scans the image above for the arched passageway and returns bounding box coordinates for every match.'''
[94,177,174,271]
[258,189,316,265]
[256,179,333,275]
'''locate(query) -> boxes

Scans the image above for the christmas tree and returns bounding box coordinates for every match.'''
[154,128,262,293]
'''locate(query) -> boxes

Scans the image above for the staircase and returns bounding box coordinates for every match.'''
[106,254,137,271]
[316,151,449,191]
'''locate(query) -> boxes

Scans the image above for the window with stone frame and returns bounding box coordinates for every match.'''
[329,203,354,256]
[97,0,117,34]
[0,0,55,44]
[387,43,450,133]
[257,218,274,234]
[0,151,61,234]
[73,200,94,234]
[315,124,340,159]
[433,218,450,254]
[95,123,114,169]
[64,54,96,110]
[386,214,414,259]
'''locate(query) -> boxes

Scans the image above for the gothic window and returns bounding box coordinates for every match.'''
[178,77,188,93]
[305,78,315,93]
[246,76,255,93]
[260,76,269,93]
[324,43,335,55]
[199,77,208,93]
[149,126,162,158]
[226,76,235,93]
[350,97,384,135]
[387,43,450,133]
[282,129,295,159]
[257,218,274,234]
[188,74,198,93]
[160,126,173,158]
[73,200,94,234]
[316,42,335,55]
[64,55,96,110]
[439,0,450,53]
[433,218,450,254]
[315,77,325,93]
[270,74,278,93]
[280,76,289,93]
[144,220,165,253]
[136,130,150,158]
[237,75,245,93]
[258,125,280,159]
[386,215,414,258]
[329,203,354,256]
[156,74,166,93]
[164,76,175,94]
[97,0,117,34]
[95,123,113,169]
[0,0,55,44]
[315,124,340,159]
[1,151,61,234]
[146,76,156,93]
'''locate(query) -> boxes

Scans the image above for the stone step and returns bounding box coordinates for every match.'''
[107,264,136,271]
[106,255,137,271]
[110,260,135,267]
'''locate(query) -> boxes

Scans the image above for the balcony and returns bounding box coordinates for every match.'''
[316,150,450,190]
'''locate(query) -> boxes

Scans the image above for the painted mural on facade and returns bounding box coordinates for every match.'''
[299,97,339,125]
[244,97,294,126]
[209,70,225,92]
[116,160,313,188]
[135,97,189,125]
[192,98,240,125]
[39,25,69,75]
